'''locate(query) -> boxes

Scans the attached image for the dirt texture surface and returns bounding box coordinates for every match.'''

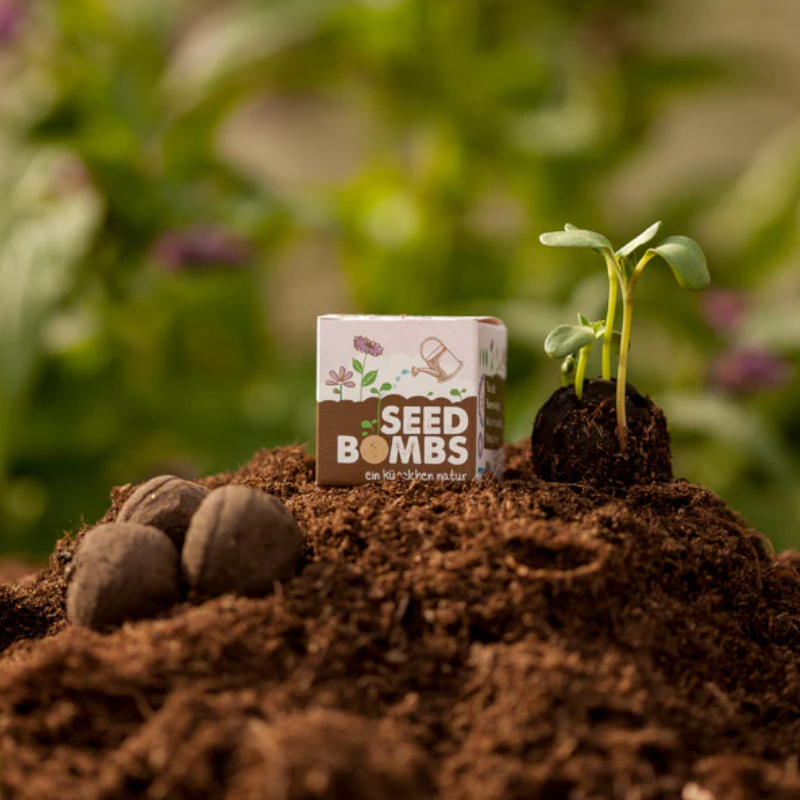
[1,442,800,800]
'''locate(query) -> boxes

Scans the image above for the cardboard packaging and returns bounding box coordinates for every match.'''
[316,315,507,485]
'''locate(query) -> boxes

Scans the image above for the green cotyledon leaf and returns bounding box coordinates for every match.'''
[544,324,596,359]
[565,223,611,256]
[539,228,613,252]
[648,236,710,291]
[616,221,662,258]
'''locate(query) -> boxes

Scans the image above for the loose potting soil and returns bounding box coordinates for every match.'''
[1,442,800,800]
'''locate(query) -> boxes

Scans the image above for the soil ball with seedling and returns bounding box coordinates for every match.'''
[67,522,181,630]
[531,378,672,488]
[182,485,303,598]
[533,221,709,488]
[117,475,209,549]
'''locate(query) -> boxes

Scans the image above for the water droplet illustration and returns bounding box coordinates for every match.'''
[401,369,409,375]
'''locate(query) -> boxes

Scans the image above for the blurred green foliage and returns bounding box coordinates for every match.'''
[1,0,800,556]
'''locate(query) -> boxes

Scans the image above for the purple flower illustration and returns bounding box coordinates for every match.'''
[151,226,252,272]
[353,336,384,357]
[353,335,384,400]
[709,346,791,396]
[326,366,356,401]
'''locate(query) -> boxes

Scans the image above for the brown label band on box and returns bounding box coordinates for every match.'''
[483,375,505,452]
[317,395,477,485]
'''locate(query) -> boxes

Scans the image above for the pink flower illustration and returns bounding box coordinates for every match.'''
[326,366,356,401]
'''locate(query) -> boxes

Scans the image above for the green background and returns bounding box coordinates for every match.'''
[2,0,800,558]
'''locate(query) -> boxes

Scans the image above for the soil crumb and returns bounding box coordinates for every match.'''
[1,443,800,800]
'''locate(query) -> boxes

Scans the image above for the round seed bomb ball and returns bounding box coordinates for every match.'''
[67,522,181,630]
[117,475,208,549]
[182,485,303,599]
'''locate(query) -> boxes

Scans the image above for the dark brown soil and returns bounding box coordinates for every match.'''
[1,443,800,799]
[531,379,673,490]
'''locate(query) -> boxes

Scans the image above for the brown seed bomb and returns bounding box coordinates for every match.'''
[117,475,208,549]
[182,485,303,599]
[67,522,181,630]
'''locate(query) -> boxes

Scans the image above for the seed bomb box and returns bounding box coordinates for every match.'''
[316,315,507,485]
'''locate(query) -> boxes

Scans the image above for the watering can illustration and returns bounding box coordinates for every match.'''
[411,338,463,383]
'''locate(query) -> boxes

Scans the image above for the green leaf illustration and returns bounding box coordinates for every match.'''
[352,358,364,373]
[380,382,392,392]
[370,388,378,395]
[450,388,460,397]
[362,370,378,387]
[544,324,596,359]
[361,420,372,428]
[648,236,710,291]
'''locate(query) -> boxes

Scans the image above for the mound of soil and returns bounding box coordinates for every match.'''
[1,443,800,800]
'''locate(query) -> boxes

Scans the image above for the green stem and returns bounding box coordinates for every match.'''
[360,354,368,401]
[615,251,655,451]
[574,344,592,400]
[602,254,618,381]
[616,295,634,451]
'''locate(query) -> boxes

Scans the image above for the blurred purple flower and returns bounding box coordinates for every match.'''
[152,226,253,272]
[709,346,792,396]
[700,288,749,333]
[0,1,23,44]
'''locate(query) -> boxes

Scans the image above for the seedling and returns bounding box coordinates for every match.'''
[540,222,710,450]
[544,314,621,400]
[368,382,394,434]
[560,355,577,387]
